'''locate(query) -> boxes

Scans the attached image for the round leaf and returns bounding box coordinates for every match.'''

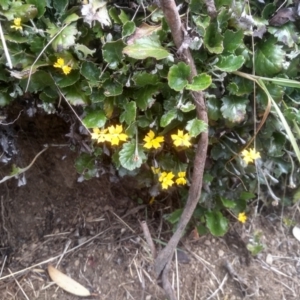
[120,101,136,124]
[82,110,106,128]
[185,118,208,137]
[168,62,190,91]
[102,40,125,64]
[119,142,146,171]
[216,55,245,72]
[186,73,212,91]
[80,61,100,83]
[205,211,228,236]
[255,37,285,76]
[123,35,170,60]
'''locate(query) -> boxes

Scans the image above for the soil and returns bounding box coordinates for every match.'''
[1,104,300,300]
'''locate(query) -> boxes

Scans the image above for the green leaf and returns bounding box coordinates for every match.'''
[75,153,98,180]
[168,62,190,91]
[82,110,107,128]
[220,197,236,208]
[122,21,136,38]
[223,29,244,52]
[56,70,80,88]
[0,0,10,10]
[255,37,285,76]
[20,71,55,93]
[80,61,100,83]
[102,40,125,64]
[216,55,245,72]
[53,0,68,13]
[221,96,249,123]
[118,9,130,24]
[207,97,221,121]
[205,211,228,236]
[240,191,256,201]
[0,2,37,21]
[26,0,46,18]
[63,13,80,24]
[0,92,11,107]
[179,102,195,112]
[221,95,249,123]
[119,142,146,171]
[62,85,88,105]
[4,33,30,43]
[133,72,159,86]
[204,22,223,54]
[160,109,177,127]
[123,35,170,60]
[268,23,299,48]
[51,23,78,51]
[186,73,212,91]
[185,118,207,137]
[74,44,96,60]
[165,209,183,224]
[120,101,136,124]
[134,86,158,110]
[229,76,254,96]
[103,80,123,96]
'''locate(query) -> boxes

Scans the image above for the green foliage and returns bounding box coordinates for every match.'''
[1,0,300,238]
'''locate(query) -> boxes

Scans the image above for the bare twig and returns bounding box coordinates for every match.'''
[8,269,30,300]
[140,221,156,259]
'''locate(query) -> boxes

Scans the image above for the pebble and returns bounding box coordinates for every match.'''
[74,259,80,267]
[218,249,224,257]
[204,240,211,246]
[266,253,273,265]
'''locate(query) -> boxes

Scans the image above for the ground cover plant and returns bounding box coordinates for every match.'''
[0,0,300,298]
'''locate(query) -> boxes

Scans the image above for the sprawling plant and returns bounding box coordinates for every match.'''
[1,0,300,236]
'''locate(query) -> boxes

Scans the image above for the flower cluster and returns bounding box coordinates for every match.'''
[238,212,247,223]
[91,125,128,146]
[153,169,187,190]
[143,129,191,150]
[11,18,22,31]
[241,148,260,165]
[53,58,72,75]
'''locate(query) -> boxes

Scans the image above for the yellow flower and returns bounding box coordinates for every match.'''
[106,124,128,145]
[159,171,175,189]
[53,58,72,75]
[176,171,187,185]
[238,212,247,223]
[241,148,261,164]
[151,167,161,174]
[91,128,108,143]
[53,58,65,68]
[62,65,72,75]
[171,130,191,147]
[143,130,164,149]
[11,18,22,31]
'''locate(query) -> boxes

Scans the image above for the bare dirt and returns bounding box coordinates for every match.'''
[1,105,300,300]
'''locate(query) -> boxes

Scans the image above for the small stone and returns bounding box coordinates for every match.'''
[74,260,80,267]
[266,254,273,265]
[204,240,211,246]
[218,249,224,257]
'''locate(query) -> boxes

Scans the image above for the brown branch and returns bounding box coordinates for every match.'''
[155,0,209,297]
[204,0,217,19]
[140,220,157,259]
